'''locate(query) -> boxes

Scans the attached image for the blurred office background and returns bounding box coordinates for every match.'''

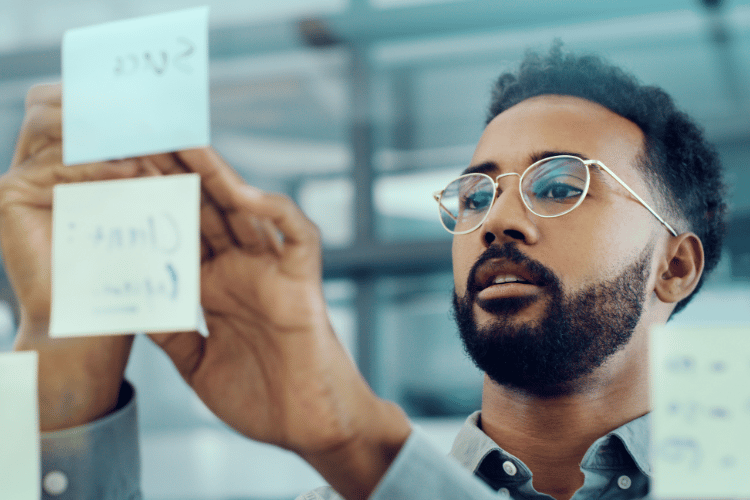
[1,0,749,498]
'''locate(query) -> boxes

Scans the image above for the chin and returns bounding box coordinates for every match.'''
[473,296,545,326]
[478,294,538,313]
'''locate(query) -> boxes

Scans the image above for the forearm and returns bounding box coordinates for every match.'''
[14,317,132,431]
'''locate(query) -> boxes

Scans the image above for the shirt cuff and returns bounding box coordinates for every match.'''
[40,381,141,500]
[369,426,499,500]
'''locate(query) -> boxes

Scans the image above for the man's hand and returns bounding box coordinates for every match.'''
[148,149,412,500]
[0,83,156,431]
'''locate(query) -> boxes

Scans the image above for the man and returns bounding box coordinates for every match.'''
[0,46,726,500]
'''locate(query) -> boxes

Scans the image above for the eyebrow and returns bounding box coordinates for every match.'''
[461,150,598,177]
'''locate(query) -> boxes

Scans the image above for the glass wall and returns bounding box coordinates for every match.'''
[1,1,749,498]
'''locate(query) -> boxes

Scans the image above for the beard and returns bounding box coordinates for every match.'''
[452,242,653,398]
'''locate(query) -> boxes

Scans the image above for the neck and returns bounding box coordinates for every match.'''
[479,330,650,500]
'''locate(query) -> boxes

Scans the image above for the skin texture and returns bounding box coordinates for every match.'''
[2,85,153,430]
[2,84,410,500]
[453,238,654,398]
[453,95,704,499]
[1,87,704,500]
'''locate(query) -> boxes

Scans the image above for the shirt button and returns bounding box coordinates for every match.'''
[617,475,632,490]
[502,460,518,476]
[43,471,69,495]
[499,487,511,496]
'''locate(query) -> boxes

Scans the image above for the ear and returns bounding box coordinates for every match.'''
[654,232,704,304]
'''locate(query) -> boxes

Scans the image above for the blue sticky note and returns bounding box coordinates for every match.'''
[62,7,209,165]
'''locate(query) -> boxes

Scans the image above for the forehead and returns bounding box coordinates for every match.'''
[471,95,645,174]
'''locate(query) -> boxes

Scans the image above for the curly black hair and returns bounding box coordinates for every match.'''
[486,43,727,318]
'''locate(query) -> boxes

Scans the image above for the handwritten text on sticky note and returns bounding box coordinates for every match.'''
[51,174,200,336]
[62,7,209,165]
[0,351,40,500]
[651,325,750,498]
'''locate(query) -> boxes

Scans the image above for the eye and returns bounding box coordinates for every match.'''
[530,171,585,202]
[460,189,494,211]
[535,182,583,200]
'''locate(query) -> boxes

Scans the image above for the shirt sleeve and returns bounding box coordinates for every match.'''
[368,426,501,500]
[40,386,499,500]
[296,427,503,500]
[40,381,142,500]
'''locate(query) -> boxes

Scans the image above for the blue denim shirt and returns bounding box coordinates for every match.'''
[41,383,650,500]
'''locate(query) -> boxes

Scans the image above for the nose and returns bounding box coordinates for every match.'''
[480,174,539,247]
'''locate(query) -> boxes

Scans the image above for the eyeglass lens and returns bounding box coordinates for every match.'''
[438,156,589,233]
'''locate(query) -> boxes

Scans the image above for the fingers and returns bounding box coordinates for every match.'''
[25,83,61,109]
[147,330,206,384]
[3,158,141,210]
[13,99,62,167]
[13,83,161,188]
[26,143,63,166]
[8,159,142,207]
[141,152,189,176]
[165,148,287,256]
[224,208,285,256]
[130,148,314,258]
[45,159,143,184]
[233,187,319,248]
[145,152,238,258]
[199,196,236,257]
[176,148,246,207]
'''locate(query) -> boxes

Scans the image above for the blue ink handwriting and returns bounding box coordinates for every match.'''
[67,212,180,254]
[101,262,178,301]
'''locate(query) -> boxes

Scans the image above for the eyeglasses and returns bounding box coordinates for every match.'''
[433,155,677,236]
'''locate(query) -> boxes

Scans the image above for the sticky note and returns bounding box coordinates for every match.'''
[50,174,200,336]
[0,351,40,500]
[650,325,750,498]
[62,7,209,165]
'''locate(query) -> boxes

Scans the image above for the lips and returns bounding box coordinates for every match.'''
[472,259,541,294]
[491,275,532,285]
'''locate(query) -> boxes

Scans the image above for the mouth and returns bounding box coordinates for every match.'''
[471,261,545,303]
[490,275,533,285]
[477,280,540,302]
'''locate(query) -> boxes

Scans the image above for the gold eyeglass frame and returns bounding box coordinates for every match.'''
[433,155,678,237]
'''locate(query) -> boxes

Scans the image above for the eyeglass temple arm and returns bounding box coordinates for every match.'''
[433,191,458,221]
[592,162,678,237]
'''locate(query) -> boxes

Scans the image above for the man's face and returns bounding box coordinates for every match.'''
[452,95,662,396]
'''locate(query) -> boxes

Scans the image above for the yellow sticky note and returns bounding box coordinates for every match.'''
[50,174,200,336]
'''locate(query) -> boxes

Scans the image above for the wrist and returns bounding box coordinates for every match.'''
[14,317,130,431]
[303,398,412,500]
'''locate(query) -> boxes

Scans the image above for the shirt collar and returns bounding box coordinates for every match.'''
[449,411,498,473]
[449,411,652,477]
[608,413,651,477]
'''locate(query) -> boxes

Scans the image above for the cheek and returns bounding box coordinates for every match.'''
[538,213,614,285]
[597,202,656,261]
[552,207,653,286]
[451,236,476,294]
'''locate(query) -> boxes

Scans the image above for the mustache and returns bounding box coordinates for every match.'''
[466,243,558,298]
